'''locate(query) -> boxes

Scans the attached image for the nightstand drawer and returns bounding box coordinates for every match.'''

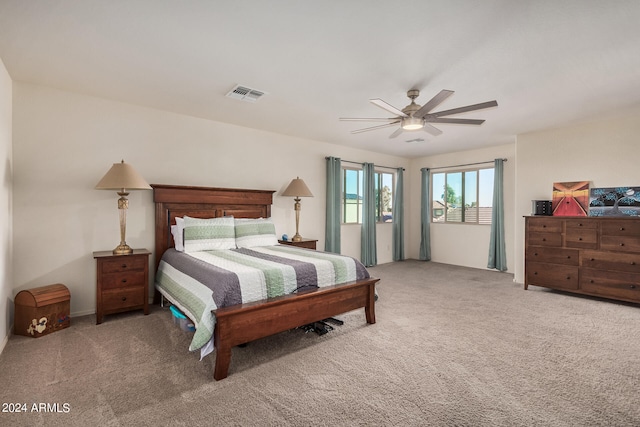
[102,287,145,311]
[101,256,147,273]
[101,271,147,290]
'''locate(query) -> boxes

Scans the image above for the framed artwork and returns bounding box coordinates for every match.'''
[589,187,640,217]
[552,181,589,216]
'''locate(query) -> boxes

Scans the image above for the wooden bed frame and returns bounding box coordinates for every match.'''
[152,184,379,380]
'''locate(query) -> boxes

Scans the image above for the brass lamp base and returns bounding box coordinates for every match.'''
[113,243,133,255]
[292,234,302,242]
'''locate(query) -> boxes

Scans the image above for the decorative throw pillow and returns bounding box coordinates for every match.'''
[235,218,278,248]
[183,216,236,252]
[171,217,185,252]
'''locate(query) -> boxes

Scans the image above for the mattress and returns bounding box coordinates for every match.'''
[155,245,371,354]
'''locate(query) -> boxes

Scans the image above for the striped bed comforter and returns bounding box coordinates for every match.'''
[155,245,371,354]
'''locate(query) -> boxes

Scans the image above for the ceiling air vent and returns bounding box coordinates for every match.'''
[226,85,266,103]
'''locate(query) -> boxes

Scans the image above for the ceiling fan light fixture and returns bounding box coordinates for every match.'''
[401,116,424,130]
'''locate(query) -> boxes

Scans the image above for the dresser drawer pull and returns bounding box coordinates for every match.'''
[590,280,595,284]
[566,276,571,280]
[620,227,625,231]
[542,225,546,228]
[578,237,582,241]
[534,252,538,256]
[121,264,128,269]
[620,243,625,247]
[590,258,595,261]
[630,285,637,289]
[567,256,571,259]
[632,262,636,266]
[121,279,127,283]
[542,238,546,241]
[578,223,583,227]
[122,297,127,302]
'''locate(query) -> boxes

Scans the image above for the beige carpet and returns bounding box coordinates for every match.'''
[1,260,639,426]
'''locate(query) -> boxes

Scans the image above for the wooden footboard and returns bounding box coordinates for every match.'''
[213,277,379,380]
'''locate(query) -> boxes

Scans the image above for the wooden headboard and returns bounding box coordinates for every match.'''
[151,184,276,271]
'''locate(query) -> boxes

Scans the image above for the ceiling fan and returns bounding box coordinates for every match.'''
[340,89,498,138]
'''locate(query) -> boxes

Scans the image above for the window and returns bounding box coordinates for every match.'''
[432,167,494,224]
[342,167,395,224]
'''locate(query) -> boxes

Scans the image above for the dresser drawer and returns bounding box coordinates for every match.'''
[526,246,579,266]
[527,232,562,247]
[526,262,579,290]
[580,268,640,302]
[100,256,147,273]
[565,219,598,229]
[581,250,640,273]
[565,228,598,249]
[600,235,640,253]
[101,271,147,290]
[527,218,563,233]
[102,287,145,312]
[601,220,640,236]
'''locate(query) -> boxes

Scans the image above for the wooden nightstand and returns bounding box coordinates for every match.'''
[278,238,318,250]
[93,249,151,324]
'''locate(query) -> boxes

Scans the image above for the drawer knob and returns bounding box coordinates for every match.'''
[121,264,128,269]
[578,223,583,227]
[566,276,571,280]
[567,256,571,259]
[630,285,637,289]
[121,279,127,283]
[534,252,538,256]
[122,297,127,302]
[590,258,595,261]
[620,227,625,231]
[542,238,546,241]
[542,225,546,228]
[632,262,637,266]
[620,243,625,247]
[578,237,583,241]
[534,272,538,275]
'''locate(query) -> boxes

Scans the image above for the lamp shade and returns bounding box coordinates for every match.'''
[281,177,313,197]
[95,160,151,191]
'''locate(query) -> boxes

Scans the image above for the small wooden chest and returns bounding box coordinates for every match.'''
[14,284,71,337]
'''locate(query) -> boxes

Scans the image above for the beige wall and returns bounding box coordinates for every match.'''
[12,82,409,317]
[0,58,12,351]
[514,108,640,283]
[408,144,516,271]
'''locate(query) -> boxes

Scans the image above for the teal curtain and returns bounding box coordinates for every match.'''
[361,163,377,267]
[392,168,404,261]
[325,157,342,253]
[419,168,431,261]
[487,158,507,271]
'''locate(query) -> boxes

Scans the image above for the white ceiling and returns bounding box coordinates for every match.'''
[1,1,640,158]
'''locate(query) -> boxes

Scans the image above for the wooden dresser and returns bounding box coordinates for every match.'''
[525,216,640,304]
[93,249,151,324]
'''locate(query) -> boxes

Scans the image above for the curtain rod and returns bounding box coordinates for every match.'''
[424,158,507,171]
[326,157,405,171]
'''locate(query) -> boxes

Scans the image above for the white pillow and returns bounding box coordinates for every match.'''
[171,217,185,252]
[235,217,278,248]
[183,216,236,253]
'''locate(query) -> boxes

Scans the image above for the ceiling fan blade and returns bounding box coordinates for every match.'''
[351,121,401,134]
[414,90,454,118]
[423,123,443,136]
[433,100,498,117]
[425,118,486,125]
[339,117,399,122]
[388,127,404,139]
[369,99,408,117]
